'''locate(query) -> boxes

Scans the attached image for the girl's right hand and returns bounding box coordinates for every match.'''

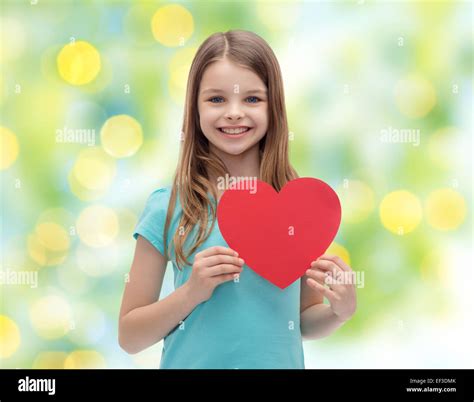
[185,246,244,304]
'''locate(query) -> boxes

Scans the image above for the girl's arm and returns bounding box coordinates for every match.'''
[118,236,201,354]
[300,303,347,340]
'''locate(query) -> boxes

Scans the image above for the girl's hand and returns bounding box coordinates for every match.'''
[185,246,244,304]
[305,254,357,322]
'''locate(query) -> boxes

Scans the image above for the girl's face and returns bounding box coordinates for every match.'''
[198,58,268,157]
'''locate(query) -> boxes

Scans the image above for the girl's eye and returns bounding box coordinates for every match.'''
[247,96,260,103]
[209,96,224,103]
[246,96,260,103]
[207,96,262,104]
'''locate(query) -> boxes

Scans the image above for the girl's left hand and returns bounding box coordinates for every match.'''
[305,254,357,322]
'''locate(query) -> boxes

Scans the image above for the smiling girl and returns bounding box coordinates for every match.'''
[119,30,356,369]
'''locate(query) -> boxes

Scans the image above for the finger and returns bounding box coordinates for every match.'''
[308,262,346,291]
[307,278,338,303]
[310,259,341,276]
[208,264,243,277]
[205,254,244,268]
[305,269,327,284]
[213,273,241,285]
[195,246,238,260]
[317,254,352,272]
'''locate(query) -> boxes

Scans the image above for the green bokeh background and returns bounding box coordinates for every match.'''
[1,0,472,368]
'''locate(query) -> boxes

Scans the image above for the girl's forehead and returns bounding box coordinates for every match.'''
[200,59,266,90]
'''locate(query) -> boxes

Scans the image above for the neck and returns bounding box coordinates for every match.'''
[208,143,261,199]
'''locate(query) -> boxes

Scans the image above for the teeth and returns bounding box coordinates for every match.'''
[219,127,250,134]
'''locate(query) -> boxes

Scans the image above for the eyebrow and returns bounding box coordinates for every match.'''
[201,88,267,95]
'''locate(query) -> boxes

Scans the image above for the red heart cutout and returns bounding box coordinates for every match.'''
[217,177,342,289]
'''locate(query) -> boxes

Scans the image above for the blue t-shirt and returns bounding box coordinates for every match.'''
[133,186,305,369]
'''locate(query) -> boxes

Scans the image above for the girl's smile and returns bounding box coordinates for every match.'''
[217,126,254,138]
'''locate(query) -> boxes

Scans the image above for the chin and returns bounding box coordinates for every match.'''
[216,144,249,156]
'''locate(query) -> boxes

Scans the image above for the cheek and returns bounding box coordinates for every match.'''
[251,107,268,127]
[199,108,220,128]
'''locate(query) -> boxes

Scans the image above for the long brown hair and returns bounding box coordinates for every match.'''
[163,29,298,269]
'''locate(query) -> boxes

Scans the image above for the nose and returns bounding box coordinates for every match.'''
[224,101,244,121]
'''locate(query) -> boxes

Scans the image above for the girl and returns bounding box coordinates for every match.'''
[119,30,357,369]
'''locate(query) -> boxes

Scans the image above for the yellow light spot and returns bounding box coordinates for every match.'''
[37,208,75,229]
[27,232,68,267]
[35,222,70,252]
[0,126,19,170]
[151,5,194,47]
[64,350,106,368]
[394,74,437,118]
[27,221,70,267]
[337,180,375,224]
[100,115,143,158]
[116,208,138,239]
[57,41,101,85]
[425,188,466,230]
[71,147,116,191]
[0,315,21,359]
[76,205,119,248]
[29,296,72,340]
[68,169,108,202]
[325,242,351,266]
[33,351,68,369]
[27,233,48,266]
[379,190,422,235]
[168,47,197,104]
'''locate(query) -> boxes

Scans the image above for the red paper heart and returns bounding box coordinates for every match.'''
[217,177,342,289]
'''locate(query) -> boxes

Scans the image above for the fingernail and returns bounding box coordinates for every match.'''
[239,258,244,264]
[306,269,311,274]
[234,251,239,256]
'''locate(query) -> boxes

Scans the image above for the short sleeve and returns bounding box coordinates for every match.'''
[133,188,171,256]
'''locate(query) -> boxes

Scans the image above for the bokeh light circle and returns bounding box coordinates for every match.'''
[27,221,70,267]
[0,315,21,359]
[76,205,119,248]
[64,350,106,368]
[57,40,101,85]
[35,222,70,252]
[151,5,194,47]
[100,115,143,158]
[168,47,197,104]
[33,351,68,369]
[425,188,466,230]
[29,295,72,340]
[0,126,19,170]
[379,190,422,235]
[72,147,116,191]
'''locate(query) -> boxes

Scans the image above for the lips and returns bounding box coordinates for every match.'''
[218,127,252,135]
